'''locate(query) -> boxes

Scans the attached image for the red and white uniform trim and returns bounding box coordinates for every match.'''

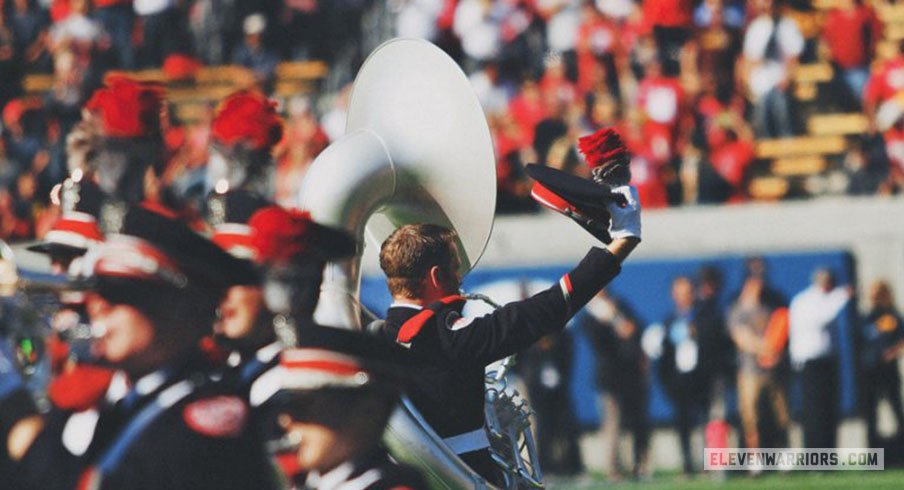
[45,211,103,251]
[211,223,257,260]
[93,235,187,287]
[249,348,371,407]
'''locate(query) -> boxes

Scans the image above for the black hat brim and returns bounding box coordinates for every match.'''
[309,223,357,261]
[123,206,260,288]
[524,164,620,211]
[25,241,87,257]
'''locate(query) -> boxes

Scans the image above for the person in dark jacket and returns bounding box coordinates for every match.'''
[583,289,649,479]
[376,185,641,484]
[861,280,904,448]
[4,207,279,490]
[657,276,708,475]
[518,330,582,476]
[253,325,427,490]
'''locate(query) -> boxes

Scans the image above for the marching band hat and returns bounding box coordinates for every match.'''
[250,324,405,408]
[84,75,165,139]
[27,181,105,256]
[525,127,632,243]
[247,205,357,265]
[27,211,103,257]
[92,205,259,292]
[526,163,620,213]
[525,126,631,214]
[209,191,273,260]
[211,90,283,151]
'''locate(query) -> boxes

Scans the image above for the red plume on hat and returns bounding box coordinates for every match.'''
[248,206,312,265]
[211,91,283,151]
[577,127,629,169]
[85,75,164,138]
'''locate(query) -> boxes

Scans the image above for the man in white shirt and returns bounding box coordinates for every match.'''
[789,268,853,449]
[742,0,804,137]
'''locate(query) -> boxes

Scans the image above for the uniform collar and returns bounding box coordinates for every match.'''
[304,448,387,490]
[305,461,355,490]
[103,369,169,405]
[255,341,282,363]
[390,302,423,310]
[228,341,282,367]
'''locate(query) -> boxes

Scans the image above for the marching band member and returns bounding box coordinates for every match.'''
[66,75,185,232]
[211,201,357,395]
[6,207,280,490]
[252,325,426,490]
[205,90,283,199]
[203,90,284,392]
[374,127,641,483]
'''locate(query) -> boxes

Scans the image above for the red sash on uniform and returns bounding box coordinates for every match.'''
[396,295,466,346]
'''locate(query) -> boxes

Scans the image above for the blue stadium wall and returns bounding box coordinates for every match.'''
[361,250,858,427]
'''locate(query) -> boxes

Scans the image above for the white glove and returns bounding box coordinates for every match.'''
[607,185,641,241]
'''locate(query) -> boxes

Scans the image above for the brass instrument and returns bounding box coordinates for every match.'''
[297,38,543,489]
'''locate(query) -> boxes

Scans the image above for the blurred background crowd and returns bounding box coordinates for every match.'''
[2,0,904,242]
[512,258,904,479]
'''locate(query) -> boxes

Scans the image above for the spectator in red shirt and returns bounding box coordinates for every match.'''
[709,128,755,202]
[637,60,685,162]
[539,56,578,110]
[508,78,546,146]
[583,90,621,132]
[624,111,670,208]
[637,60,684,130]
[822,0,882,104]
[576,3,622,97]
[643,0,694,76]
[696,75,747,150]
[881,116,904,192]
[864,40,904,133]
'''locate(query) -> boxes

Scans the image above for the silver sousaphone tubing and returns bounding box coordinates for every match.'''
[298,39,501,488]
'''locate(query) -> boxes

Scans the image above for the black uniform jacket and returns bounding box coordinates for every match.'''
[12,354,279,490]
[378,247,621,440]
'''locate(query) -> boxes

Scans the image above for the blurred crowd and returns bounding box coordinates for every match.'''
[4,0,904,242]
[520,259,904,478]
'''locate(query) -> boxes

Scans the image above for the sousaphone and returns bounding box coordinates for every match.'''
[298,39,534,489]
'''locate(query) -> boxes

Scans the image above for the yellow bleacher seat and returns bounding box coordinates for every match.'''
[173,102,213,123]
[126,69,165,82]
[755,135,847,159]
[878,3,904,24]
[807,113,870,136]
[196,65,244,84]
[885,22,904,41]
[771,156,828,176]
[812,0,846,10]
[786,10,822,39]
[749,176,790,201]
[22,74,53,94]
[167,85,235,104]
[275,61,328,80]
[794,63,834,84]
[20,61,327,110]
[794,83,818,101]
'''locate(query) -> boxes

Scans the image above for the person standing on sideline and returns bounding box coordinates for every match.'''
[860,280,904,448]
[788,267,853,449]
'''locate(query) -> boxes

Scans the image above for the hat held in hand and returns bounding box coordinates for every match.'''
[525,127,632,243]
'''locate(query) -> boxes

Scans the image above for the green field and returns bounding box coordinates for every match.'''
[548,469,904,489]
